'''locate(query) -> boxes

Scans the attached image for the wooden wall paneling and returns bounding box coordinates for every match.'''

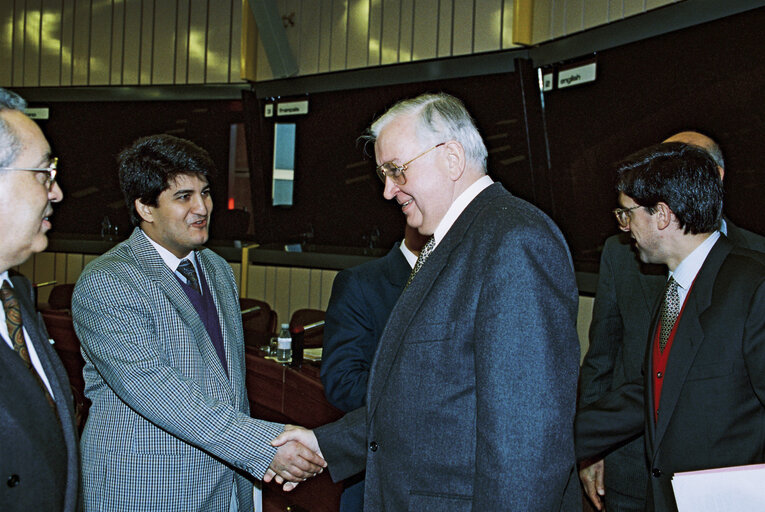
[34,252,56,303]
[367,0,382,65]
[246,264,267,301]
[71,0,91,85]
[319,269,336,309]
[451,0,474,56]
[646,0,675,10]
[65,253,84,283]
[174,0,190,83]
[584,0,609,30]
[550,0,566,39]
[229,262,242,289]
[436,0,452,57]
[316,0,332,73]
[121,0,141,84]
[307,268,324,309]
[263,265,278,316]
[273,267,291,325]
[18,257,34,281]
[281,0,301,75]
[298,0,321,75]
[11,0,24,85]
[473,0,501,54]
[329,0,349,71]
[205,0,232,83]
[380,0,400,65]
[531,0,552,45]
[347,0,371,69]
[412,0,438,61]
[23,0,42,86]
[397,0,413,62]
[139,0,153,84]
[108,0,124,84]
[288,267,311,314]
[0,1,13,85]
[83,254,97,268]
[89,0,112,85]
[501,0,514,49]
[151,0,176,84]
[54,253,67,284]
[623,0,645,17]
[564,0,585,36]
[187,0,209,83]
[229,0,242,82]
[255,14,273,81]
[59,0,74,86]
[40,0,62,86]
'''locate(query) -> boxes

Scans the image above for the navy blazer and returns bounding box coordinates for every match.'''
[0,273,80,512]
[579,220,765,500]
[316,183,581,511]
[321,243,410,412]
[576,236,765,512]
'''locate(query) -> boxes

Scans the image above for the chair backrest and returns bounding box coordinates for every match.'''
[47,283,75,311]
[240,298,277,348]
[41,309,89,433]
[289,308,325,348]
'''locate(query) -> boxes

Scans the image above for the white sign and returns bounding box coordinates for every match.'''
[542,73,554,92]
[276,100,309,116]
[25,107,49,120]
[558,62,597,89]
[264,104,274,117]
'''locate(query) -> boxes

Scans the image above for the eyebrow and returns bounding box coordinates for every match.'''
[172,185,210,197]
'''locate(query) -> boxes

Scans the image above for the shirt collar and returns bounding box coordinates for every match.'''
[0,270,9,287]
[432,175,493,247]
[398,239,418,269]
[140,229,196,273]
[669,231,720,291]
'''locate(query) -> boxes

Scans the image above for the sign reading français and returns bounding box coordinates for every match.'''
[558,62,597,89]
[276,100,309,116]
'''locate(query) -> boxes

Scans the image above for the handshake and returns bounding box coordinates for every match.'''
[265,425,324,491]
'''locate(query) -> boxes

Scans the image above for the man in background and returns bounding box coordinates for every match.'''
[71,134,324,511]
[576,142,765,512]
[321,224,427,510]
[578,131,765,511]
[271,92,581,510]
[0,87,79,511]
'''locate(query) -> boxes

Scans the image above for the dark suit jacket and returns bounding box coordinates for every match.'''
[578,220,765,499]
[576,236,765,512]
[0,272,80,512]
[321,243,410,412]
[316,183,582,511]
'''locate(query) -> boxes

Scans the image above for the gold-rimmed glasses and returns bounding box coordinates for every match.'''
[613,205,642,228]
[375,143,445,185]
[0,157,58,190]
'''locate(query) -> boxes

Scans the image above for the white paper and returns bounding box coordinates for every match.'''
[672,463,765,511]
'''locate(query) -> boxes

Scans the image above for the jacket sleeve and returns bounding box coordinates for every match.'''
[314,406,368,482]
[72,264,284,480]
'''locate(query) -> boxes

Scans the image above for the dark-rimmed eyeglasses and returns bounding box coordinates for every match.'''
[375,143,445,185]
[613,205,642,228]
[0,157,58,191]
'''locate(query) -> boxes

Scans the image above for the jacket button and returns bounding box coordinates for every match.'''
[369,441,378,452]
[656,371,663,378]
[652,468,662,478]
[7,474,19,487]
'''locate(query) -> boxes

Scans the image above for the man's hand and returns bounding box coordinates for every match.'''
[263,425,325,492]
[579,459,605,510]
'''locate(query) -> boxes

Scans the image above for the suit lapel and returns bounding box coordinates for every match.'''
[127,229,233,397]
[367,184,501,419]
[650,238,731,448]
[384,243,411,289]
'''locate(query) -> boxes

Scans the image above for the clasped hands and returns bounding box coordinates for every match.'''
[265,425,324,491]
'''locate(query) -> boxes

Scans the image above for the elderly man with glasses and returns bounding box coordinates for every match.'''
[0,87,79,512]
[268,92,582,511]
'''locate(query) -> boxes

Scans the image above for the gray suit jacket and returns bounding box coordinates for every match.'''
[579,220,765,499]
[0,273,80,512]
[72,228,283,512]
[316,183,582,511]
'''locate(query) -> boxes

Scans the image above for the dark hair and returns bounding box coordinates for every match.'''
[118,134,216,226]
[616,142,723,235]
[0,88,28,167]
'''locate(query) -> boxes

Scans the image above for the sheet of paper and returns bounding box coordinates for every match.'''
[672,463,765,511]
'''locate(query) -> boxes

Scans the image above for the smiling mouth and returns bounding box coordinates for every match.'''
[399,199,413,209]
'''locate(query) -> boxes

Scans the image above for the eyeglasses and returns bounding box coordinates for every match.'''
[375,143,445,185]
[613,205,642,228]
[0,157,58,190]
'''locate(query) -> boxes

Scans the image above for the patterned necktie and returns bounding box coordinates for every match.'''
[0,280,56,408]
[177,259,201,294]
[659,277,680,351]
[406,236,436,288]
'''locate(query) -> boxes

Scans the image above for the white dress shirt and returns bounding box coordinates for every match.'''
[141,229,201,291]
[668,231,721,306]
[432,175,493,249]
[399,239,418,269]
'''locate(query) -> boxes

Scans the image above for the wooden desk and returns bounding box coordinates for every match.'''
[245,346,345,512]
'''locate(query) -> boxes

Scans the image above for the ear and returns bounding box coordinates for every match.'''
[135,198,154,224]
[443,140,466,181]
[655,202,674,230]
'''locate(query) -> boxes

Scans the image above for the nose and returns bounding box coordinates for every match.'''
[619,220,630,232]
[192,193,211,215]
[49,181,63,202]
[382,176,398,200]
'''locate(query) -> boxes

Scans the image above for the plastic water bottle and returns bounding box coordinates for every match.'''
[276,324,292,363]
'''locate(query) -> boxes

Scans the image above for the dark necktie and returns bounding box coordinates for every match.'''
[406,236,436,288]
[659,277,680,351]
[1,280,56,408]
[177,259,201,294]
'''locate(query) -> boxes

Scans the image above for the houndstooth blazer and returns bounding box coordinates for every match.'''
[72,227,283,512]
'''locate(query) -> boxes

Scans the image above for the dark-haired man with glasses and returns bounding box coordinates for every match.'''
[0,87,79,512]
